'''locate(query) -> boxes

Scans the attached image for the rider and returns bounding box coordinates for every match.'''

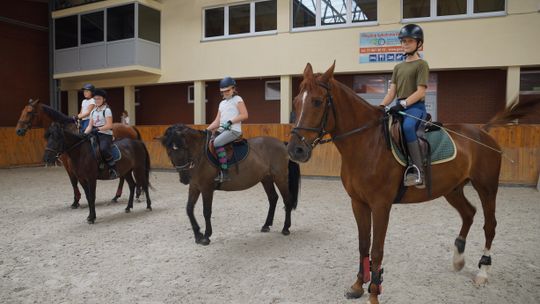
[84,88,117,179]
[206,77,249,183]
[76,83,96,133]
[380,24,429,188]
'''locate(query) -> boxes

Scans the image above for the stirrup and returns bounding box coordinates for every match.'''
[109,169,118,180]
[214,171,230,183]
[403,165,424,188]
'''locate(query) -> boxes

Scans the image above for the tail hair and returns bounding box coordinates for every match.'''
[288,160,301,210]
[483,97,540,131]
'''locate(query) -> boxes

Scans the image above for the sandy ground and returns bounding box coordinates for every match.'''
[0,166,539,304]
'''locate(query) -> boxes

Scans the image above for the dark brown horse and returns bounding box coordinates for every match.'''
[15,99,141,207]
[44,120,152,224]
[288,63,540,303]
[161,124,301,245]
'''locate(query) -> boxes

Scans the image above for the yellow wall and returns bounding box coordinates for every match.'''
[59,0,540,90]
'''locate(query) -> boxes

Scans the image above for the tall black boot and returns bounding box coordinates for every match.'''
[404,140,425,188]
[106,158,118,180]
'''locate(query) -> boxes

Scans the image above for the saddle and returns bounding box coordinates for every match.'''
[89,135,122,170]
[207,136,249,168]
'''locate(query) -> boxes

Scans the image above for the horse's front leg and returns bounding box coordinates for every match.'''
[346,200,372,299]
[366,204,391,304]
[198,190,215,246]
[186,186,203,244]
[81,180,97,224]
[111,177,124,202]
[62,157,81,208]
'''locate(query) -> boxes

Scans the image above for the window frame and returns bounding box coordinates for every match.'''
[80,9,105,46]
[187,85,209,104]
[290,0,378,32]
[401,0,506,23]
[264,80,281,101]
[520,70,540,95]
[202,0,277,41]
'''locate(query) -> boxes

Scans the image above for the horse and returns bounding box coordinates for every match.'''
[287,63,540,304]
[161,124,301,245]
[15,98,141,207]
[43,119,152,224]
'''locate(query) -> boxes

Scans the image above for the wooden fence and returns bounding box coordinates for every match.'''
[1,124,539,185]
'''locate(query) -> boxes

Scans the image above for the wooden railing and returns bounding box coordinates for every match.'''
[2,124,539,185]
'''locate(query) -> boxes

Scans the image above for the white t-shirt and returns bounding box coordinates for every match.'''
[80,98,96,120]
[218,95,243,132]
[90,106,113,135]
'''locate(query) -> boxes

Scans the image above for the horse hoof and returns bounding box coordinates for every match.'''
[453,258,465,271]
[146,207,152,211]
[366,294,380,304]
[111,196,119,203]
[87,218,95,224]
[473,275,488,286]
[345,287,364,299]
[196,238,211,246]
[281,229,290,236]
[71,204,79,209]
[125,208,131,213]
[261,226,270,233]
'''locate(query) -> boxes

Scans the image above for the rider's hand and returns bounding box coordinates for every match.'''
[223,120,233,130]
[91,127,100,135]
[388,104,405,115]
[399,99,408,108]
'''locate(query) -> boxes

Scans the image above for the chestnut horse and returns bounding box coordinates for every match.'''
[15,99,141,207]
[161,124,301,245]
[288,63,540,303]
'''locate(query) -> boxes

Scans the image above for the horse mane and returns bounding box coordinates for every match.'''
[41,104,74,124]
[161,124,205,149]
[483,97,540,131]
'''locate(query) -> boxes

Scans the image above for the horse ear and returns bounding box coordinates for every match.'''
[320,61,336,84]
[303,63,314,79]
[30,99,39,106]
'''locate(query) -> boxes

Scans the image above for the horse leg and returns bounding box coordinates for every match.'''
[198,190,214,246]
[470,180,498,286]
[135,184,142,202]
[186,187,204,244]
[111,177,124,203]
[81,179,97,224]
[274,178,293,235]
[124,172,136,213]
[346,200,372,299]
[367,204,391,304]
[444,182,477,272]
[260,179,278,232]
[63,159,81,209]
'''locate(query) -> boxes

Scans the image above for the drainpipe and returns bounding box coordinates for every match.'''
[48,1,60,110]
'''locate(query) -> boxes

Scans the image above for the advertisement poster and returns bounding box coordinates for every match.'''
[359,30,423,64]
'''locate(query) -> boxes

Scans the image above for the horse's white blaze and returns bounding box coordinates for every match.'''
[296,91,308,126]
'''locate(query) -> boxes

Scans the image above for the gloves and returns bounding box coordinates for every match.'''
[91,127,100,135]
[399,99,408,108]
[388,104,404,115]
[71,115,78,123]
[222,120,233,130]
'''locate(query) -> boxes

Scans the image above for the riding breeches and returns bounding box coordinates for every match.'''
[398,100,427,143]
[214,130,241,148]
[79,119,89,133]
[97,133,114,161]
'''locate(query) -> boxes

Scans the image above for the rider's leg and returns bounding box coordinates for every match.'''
[402,104,426,188]
[213,130,241,182]
[98,133,117,179]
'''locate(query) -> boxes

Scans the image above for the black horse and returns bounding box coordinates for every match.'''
[44,121,152,224]
[161,124,301,245]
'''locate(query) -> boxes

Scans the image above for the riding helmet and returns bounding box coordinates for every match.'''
[93,88,107,99]
[398,24,424,43]
[82,83,95,92]
[219,77,237,89]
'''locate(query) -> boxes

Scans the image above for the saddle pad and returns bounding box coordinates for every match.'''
[206,140,249,168]
[391,128,457,167]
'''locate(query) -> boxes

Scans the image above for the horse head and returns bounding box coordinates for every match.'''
[289,62,336,162]
[161,124,206,185]
[43,122,65,164]
[16,99,40,136]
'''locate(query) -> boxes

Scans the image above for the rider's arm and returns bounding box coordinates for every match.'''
[207,111,221,131]
[84,117,93,134]
[99,116,113,132]
[78,104,95,119]
[380,83,397,107]
[231,101,248,123]
[402,85,427,107]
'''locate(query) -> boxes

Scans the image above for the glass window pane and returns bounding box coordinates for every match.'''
[437,0,466,16]
[107,4,134,41]
[55,15,78,49]
[265,81,280,100]
[352,0,377,22]
[293,0,316,28]
[81,11,104,44]
[353,75,387,94]
[403,0,430,18]
[474,0,505,13]
[520,72,540,92]
[139,4,160,43]
[255,0,276,32]
[321,0,346,26]
[205,7,224,37]
[229,4,250,35]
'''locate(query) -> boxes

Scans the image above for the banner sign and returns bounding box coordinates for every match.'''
[359,31,423,63]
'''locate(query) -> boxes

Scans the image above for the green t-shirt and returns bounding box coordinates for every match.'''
[391,59,429,100]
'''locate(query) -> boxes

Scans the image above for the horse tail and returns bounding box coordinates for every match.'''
[132,126,142,140]
[483,97,540,131]
[288,160,301,210]
[141,141,155,191]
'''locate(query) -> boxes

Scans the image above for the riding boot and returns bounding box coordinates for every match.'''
[106,158,118,180]
[214,147,231,183]
[404,140,425,188]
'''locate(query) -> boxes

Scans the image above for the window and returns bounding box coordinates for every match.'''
[292,0,377,30]
[81,11,104,44]
[203,0,277,39]
[188,85,208,103]
[403,0,505,20]
[55,15,78,49]
[265,81,280,100]
[107,4,135,41]
[139,5,160,43]
[520,71,540,94]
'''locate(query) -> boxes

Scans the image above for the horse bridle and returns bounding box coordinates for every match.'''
[17,104,38,131]
[291,82,383,151]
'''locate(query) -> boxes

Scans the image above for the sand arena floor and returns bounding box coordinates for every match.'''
[1,167,539,304]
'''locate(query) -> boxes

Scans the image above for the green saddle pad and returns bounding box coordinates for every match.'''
[391,128,457,167]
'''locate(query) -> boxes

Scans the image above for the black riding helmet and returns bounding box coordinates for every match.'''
[219,77,236,89]
[93,88,107,99]
[398,24,424,56]
[81,83,95,92]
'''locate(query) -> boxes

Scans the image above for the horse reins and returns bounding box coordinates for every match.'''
[291,82,383,150]
[17,104,38,131]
